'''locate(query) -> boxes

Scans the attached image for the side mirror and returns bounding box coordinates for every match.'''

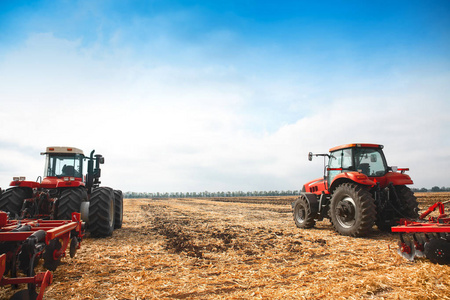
[390,166,398,172]
[308,152,313,161]
[95,154,105,164]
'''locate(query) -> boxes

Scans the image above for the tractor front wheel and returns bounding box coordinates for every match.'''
[330,183,376,237]
[88,187,115,237]
[57,187,87,220]
[0,187,31,218]
[293,196,316,229]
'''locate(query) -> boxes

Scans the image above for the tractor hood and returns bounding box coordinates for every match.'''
[40,177,84,189]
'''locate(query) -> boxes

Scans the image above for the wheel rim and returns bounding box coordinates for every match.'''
[335,196,356,229]
[295,205,306,224]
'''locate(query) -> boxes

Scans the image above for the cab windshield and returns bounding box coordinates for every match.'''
[353,147,387,177]
[45,154,83,178]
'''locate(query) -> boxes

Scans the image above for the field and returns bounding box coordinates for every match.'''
[2,193,450,299]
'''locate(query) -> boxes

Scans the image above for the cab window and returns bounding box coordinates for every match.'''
[46,154,83,178]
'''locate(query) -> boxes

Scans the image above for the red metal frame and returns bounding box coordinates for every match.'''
[0,212,84,299]
[0,254,53,300]
[392,201,449,263]
[392,201,450,234]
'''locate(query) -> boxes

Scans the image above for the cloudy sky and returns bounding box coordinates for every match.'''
[0,1,449,193]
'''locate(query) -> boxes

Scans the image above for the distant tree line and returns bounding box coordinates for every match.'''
[412,186,450,193]
[124,187,450,199]
[123,190,301,199]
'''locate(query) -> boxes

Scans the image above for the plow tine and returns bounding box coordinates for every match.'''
[397,234,416,261]
[412,234,425,257]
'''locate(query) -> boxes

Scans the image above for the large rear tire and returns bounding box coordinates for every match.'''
[0,187,31,218]
[376,185,419,232]
[88,187,115,237]
[113,190,123,229]
[396,185,419,219]
[330,183,376,237]
[57,187,87,220]
[293,196,316,229]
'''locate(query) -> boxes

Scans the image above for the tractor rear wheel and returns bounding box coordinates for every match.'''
[88,187,115,237]
[57,187,87,220]
[330,183,376,237]
[396,185,419,219]
[113,190,123,229]
[376,185,419,232]
[293,196,316,229]
[0,187,31,218]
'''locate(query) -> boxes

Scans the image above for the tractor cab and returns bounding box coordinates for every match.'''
[327,144,388,187]
[40,147,85,189]
[43,147,85,179]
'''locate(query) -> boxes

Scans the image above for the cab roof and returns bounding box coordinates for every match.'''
[41,146,84,155]
[329,143,383,152]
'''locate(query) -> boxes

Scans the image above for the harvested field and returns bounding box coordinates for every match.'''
[1,192,449,299]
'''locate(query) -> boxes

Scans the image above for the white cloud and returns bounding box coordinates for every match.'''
[0,32,449,193]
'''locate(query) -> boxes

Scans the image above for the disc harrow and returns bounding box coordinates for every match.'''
[0,211,84,300]
[392,200,450,264]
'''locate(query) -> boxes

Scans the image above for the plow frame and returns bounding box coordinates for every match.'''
[392,200,450,264]
[0,212,84,300]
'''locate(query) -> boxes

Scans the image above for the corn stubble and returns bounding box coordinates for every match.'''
[2,193,449,299]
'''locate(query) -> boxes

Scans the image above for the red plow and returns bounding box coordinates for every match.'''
[392,200,450,264]
[0,211,84,300]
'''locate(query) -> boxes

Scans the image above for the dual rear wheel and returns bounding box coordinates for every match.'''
[56,187,123,237]
[88,187,123,237]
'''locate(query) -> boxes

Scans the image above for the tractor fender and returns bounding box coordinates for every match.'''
[329,172,375,193]
[383,172,413,186]
[9,180,40,189]
[294,192,320,215]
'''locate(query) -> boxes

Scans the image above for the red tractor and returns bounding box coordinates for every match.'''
[293,143,419,237]
[0,146,123,238]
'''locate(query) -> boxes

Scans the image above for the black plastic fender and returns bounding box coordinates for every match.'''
[301,193,320,216]
[292,193,319,214]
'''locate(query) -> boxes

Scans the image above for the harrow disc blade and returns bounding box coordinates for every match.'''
[397,240,416,261]
[69,237,79,258]
[412,234,425,258]
[424,239,450,265]
[10,289,38,300]
[43,239,62,271]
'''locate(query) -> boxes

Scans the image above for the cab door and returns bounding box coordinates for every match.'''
[327,148,353,187]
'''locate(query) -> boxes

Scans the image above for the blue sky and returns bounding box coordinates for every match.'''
[0,1,449,192]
